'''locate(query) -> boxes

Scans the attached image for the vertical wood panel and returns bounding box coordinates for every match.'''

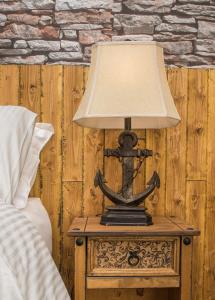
[145,128,166,216]
[186,181,206,300]
[83,127,104,216]
[62,182,82,297]
[62,66,85,296]
[19,65,41,115]
[40,65,63,266]
[180,237,193,300]
[63,66,84,182]
[204,69,215,300]
[0,65,19,105]
[104,129,122,207]
[185,69,208,300]
[0,66,212,300]
[83,68,104,216]
[187,69,208,180]
[19,65,41,197]
[74,237,86,300]
[166,68,188,219]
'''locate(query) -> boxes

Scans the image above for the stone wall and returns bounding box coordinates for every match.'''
[0,0,214,66]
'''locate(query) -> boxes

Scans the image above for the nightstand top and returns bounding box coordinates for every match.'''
[68,216,200,237]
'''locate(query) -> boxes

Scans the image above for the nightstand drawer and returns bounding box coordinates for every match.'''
[87,237,180,276]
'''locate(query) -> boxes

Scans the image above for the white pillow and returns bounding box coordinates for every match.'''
[13,123,54,209]
[0,106,36,204]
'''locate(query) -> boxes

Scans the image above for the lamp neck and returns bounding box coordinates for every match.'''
[124,117,131,131]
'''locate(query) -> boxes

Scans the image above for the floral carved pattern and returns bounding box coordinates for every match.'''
[93,239,175,269]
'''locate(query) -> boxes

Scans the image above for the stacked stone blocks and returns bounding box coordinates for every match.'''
[0,0,214,66]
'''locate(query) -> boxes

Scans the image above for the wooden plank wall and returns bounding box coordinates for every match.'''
[0,65,214,300]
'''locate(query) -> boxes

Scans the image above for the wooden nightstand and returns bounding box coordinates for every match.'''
[68,216,200,300]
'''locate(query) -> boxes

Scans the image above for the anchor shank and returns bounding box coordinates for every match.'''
[122,156,134,200]
[122,118,135,201]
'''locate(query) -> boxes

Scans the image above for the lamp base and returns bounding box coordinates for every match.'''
[100,206,153,226]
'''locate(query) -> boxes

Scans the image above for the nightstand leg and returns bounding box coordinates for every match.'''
[180,237,193,300]
[74,237,86,300]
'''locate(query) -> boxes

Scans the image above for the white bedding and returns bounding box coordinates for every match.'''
[14,123,54,209]
[0,256,23,300]
[0,106,70,300]
[0,106,36,205]
[0,203,70,300]
[0,199,52,300]
[21,198,52,253]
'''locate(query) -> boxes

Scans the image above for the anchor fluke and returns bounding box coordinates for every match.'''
[95,169,160,207]
[147,171,160,188]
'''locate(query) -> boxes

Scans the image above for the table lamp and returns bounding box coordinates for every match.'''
[73,41,180,226]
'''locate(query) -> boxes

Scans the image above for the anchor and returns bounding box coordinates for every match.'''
[94,118,160,226]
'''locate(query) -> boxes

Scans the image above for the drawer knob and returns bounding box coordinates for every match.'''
[128,251,140,267]
[76,238,84,246]
[183,237,191,246]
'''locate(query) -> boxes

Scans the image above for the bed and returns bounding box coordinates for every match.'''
[0,106,70,300]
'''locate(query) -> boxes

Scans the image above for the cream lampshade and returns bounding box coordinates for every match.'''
[73,41,180,129]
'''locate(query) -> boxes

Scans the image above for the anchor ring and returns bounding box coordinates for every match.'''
[118,131,138,148]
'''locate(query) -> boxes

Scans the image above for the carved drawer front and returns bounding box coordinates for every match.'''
[87,237,180,276]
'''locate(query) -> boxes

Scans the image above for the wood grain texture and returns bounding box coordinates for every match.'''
[62,66,85,294]
[19,65,41,197]
[166,68,188,219]
[186,181,206,300]
[87,288,168,300]
[83,127,104,216]
[82,67,105,217]
[204,69,215,300]
[180,237,193,300]
[63,66,84,182]
[0,65,19,105]
[87,276,180,289]
[19,65,41,116]
[61,182,82,296]
[0,66,213,300]
[69,216,199,237]
[145,128,166,216]
[40,65,63,266]
[104,129,122,207]
[187,69,208,180]
[74,237,86,300]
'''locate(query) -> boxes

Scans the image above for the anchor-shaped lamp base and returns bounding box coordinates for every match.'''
[94,118,160,226]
